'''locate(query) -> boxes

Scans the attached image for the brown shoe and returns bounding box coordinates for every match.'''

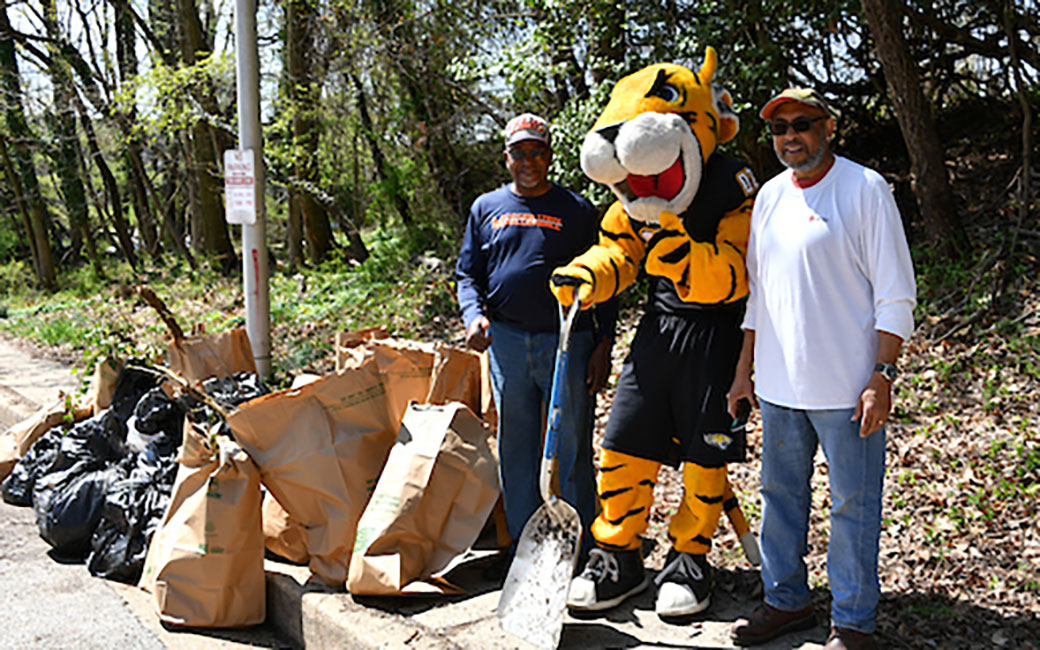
[731,602,816,645]
[825,626,878,650]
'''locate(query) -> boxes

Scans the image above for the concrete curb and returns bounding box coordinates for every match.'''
[265,566,464,649]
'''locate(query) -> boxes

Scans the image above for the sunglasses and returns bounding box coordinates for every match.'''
[769,116,826,135]
[507,147,549,161]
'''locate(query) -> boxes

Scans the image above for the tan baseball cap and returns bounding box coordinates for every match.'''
[760,88,833,120]
[504,113,551,147]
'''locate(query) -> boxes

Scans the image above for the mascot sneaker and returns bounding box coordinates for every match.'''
[654,551,714,617]
[567,548,649,611]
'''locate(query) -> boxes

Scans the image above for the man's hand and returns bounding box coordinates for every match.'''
[465,316,491,352]
[586,337,612,395]
[550,266,595,308]
[727,329,757,418]
[727,367,757,419]
[853,373,891,438]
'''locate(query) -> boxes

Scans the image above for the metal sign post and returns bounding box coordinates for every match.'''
[233,0,270,379]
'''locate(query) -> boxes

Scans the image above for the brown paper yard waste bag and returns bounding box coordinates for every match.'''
[339,339,435,429]
[167,328,257,382]
[333,326,389,365]
[139,428,265,628]
[90,356,122,415]
[347,402,500,595]
[0,396,90,482]
[262,492,309,564]
[425,344,482,415]
[227,359,397,585]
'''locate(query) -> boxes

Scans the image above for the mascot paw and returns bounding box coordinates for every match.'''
[550,266,595,308]
[644,211,695,293]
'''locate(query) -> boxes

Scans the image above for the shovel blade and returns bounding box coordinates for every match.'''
[497,500,581,650]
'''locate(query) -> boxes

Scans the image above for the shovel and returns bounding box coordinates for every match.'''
[497,298,583,650]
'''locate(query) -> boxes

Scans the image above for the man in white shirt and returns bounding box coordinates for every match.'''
[728,88,916,650]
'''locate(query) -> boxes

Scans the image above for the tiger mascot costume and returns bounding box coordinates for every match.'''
[551,46,760,618]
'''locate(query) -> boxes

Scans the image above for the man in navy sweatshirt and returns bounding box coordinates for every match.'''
[456,113,617,563]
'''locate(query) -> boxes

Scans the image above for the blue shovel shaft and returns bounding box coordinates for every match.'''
[539,299,581,504]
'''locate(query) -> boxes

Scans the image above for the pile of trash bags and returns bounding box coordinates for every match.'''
[0,364,267,584]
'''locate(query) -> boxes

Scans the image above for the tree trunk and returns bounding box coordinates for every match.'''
[40,0,101,274]
[0,4,55,289]
[350,72,414,227]
[861,0,969,254]
[114,0,159,257]
[176,0,235,271]
[0,136,38,271]
[76,98,139,270]
[287,0,334,265]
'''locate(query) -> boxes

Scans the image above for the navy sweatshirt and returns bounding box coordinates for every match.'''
[456,183,617,339]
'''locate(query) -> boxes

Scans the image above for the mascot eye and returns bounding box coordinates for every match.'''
[645,70,682,103]
[651,84,681,102]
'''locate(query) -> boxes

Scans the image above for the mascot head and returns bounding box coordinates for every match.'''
[580,46,739,223]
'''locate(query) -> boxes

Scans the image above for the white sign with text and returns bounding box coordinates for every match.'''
[224,149,257,225]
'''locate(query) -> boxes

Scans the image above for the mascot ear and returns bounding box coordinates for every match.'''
[713,85,740,144]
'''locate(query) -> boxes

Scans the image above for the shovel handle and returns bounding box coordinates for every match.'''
[539,299,582,504]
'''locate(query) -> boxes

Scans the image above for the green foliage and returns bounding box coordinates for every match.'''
[114,53,235,137]
[0,260,32,296]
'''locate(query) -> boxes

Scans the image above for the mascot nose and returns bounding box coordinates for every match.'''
[596,124,621,145]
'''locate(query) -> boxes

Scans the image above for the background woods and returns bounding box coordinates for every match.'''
[0,0,1034,285]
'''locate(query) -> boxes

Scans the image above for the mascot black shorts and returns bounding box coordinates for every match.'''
[603,307,746,468]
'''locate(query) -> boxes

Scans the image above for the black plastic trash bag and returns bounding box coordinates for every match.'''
[108,360,162,421]
[30,407,133,554]
[33,459,130,557]
[126,388,184,456]
[50,409,128,475]
[0,427,64,506]
[204,372,268,406]
[177,372,269,436]
[87,443,178,582]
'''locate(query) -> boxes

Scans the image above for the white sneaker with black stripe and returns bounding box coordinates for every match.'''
[566,547,649,611]
[654,550,713,617]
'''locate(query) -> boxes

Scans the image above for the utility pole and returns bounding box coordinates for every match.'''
[234,0,271,379]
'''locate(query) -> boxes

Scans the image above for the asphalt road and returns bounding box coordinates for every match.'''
[0,494,295,649]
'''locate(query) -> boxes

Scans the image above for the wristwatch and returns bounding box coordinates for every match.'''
[874,362,899,382]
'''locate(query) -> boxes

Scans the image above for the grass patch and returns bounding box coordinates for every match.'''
[0,237,462,389]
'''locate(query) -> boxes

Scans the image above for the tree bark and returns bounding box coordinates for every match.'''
[114,0,159,258]
[998,0,1033,290]
[75,98,139,270]
[176,0,235,271]
[0,4,55,289]
[40,0,101,274]
[287,0,334,265]
[0,136,37,270]
[350,72,414,227]
[862,0,969,254]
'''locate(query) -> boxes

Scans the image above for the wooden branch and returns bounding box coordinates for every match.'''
[127,363,233,421]
[135,285,184,341]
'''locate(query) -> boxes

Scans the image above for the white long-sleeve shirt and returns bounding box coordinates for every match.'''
[742,155,917,409]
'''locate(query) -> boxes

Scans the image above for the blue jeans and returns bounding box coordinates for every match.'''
[758,399,886,633]
[487,320,597,556]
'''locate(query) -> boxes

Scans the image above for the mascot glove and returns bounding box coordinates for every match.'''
[550,266,596,309]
